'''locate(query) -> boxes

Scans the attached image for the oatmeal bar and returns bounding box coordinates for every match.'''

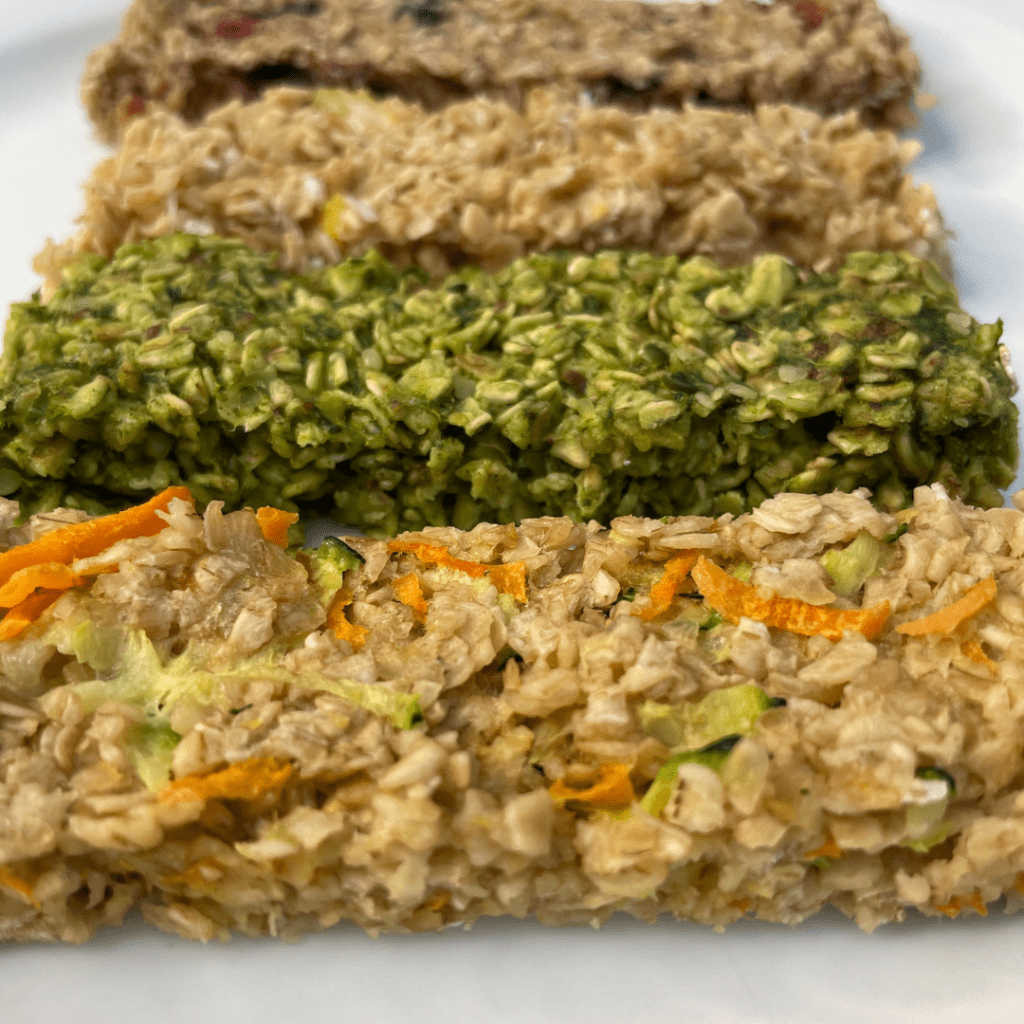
[82,0,922,144]
[39,87,946,292]
[3,238,1015,529]
[3,484,1024,940]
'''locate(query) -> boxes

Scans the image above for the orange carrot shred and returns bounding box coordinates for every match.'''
[393,573,428,622]
[256,507,299,548]
[897,578,997,636]
[639,550,700,621]
[961,638,998,674]
[423,890,450,912]
[387,540,528,602]
[968,890,989,916]
[0,866,39,906]
[804,836,843,861]
[691,555,890,641]
[548,763,636,810]
[325,588,368,650]
[160,756,293,805]
[483,562,528,604]
[0,486,192,589]
[0,589,64,641]
[935,890,987,919]
[388,541,482,574]
[0,563,84,609]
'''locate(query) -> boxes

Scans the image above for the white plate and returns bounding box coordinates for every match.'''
[3,3,1024,1022]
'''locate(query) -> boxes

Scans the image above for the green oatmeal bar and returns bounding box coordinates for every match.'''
[4,484,1024,941]
[1,237,1017,529]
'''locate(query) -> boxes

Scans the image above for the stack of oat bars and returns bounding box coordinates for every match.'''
[2,0,1023,944]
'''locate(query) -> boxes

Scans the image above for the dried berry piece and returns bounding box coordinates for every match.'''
[216,16,258,39]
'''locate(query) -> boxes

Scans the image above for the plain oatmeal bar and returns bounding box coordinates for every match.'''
[4,483,1024,941]
[38,85,947,292]
[82,0,922,145]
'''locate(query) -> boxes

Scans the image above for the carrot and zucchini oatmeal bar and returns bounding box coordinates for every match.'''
[3,482,1024,942]
[38,86,946,290]
[82,0,922,145]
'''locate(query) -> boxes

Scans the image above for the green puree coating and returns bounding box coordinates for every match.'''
[0,235,1017,532]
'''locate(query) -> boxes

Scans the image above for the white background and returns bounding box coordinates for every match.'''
[3,3,1024,1022]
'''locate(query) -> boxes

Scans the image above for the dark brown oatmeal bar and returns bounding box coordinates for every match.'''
[82,0,922,143]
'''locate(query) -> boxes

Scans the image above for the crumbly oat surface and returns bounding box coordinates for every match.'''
[3,485,1024,942]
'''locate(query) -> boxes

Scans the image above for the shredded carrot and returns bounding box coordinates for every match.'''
[0,563,84,609]
[804,836,843,861]
[691,555,890,641]
[423,890,450,912]
[325,588,368,650]
[639,550,700,621]
[548,763,636,810]
[160,756,294,805]
[935,890,987,918]
[256,506,299,548]
[0,488,191,634]
[393,573,428,622]
[0,589,64,641]
[485,563,528,603]
[897,577,997,636]
[0,486,191,590]
[960,638,998,674]
[0,866,38,907]
[387,541,528,603]
[728,898,751,912]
